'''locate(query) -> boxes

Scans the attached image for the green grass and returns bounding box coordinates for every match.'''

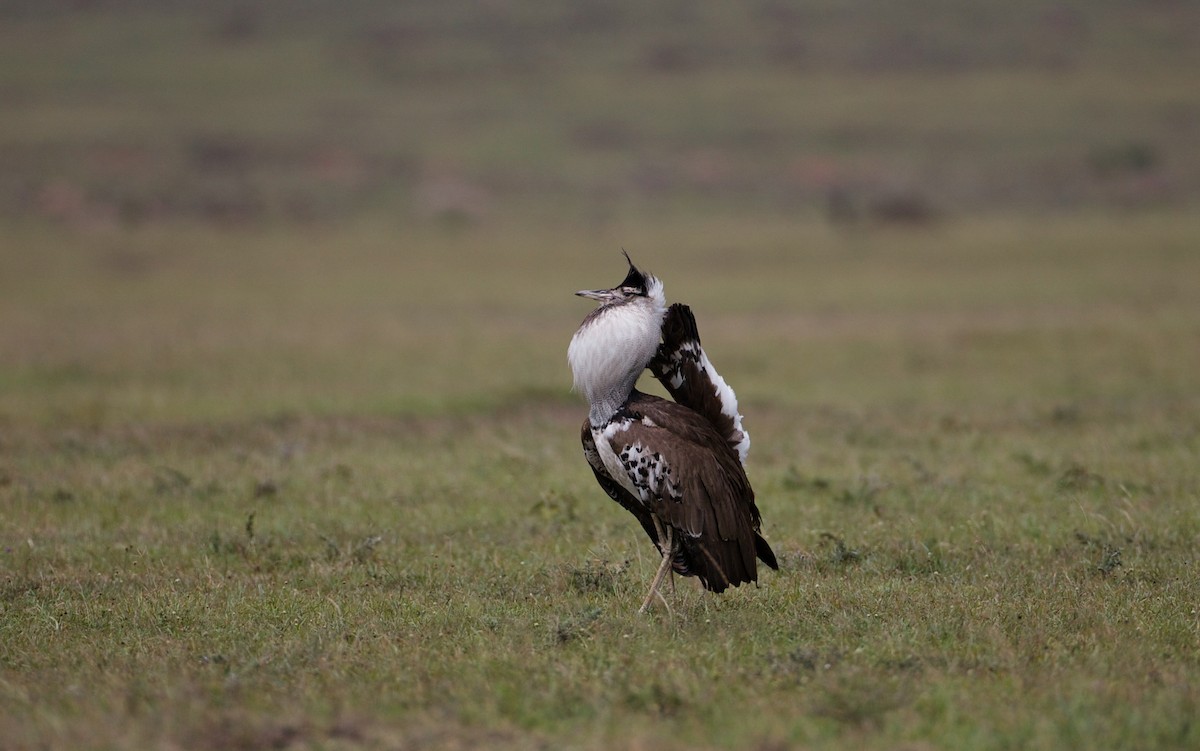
[4,209,1198,750]
[3,2,1200,749]
[4,401,1196,749]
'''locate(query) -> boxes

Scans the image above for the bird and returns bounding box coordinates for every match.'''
[567,253,777,612]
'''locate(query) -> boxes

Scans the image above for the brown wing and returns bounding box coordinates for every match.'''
[602,392,775,592]
[583,418,704,579]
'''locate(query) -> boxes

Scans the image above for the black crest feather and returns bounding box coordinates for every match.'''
[618,249,647,293]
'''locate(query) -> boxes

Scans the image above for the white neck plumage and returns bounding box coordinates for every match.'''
[568,276,667,426]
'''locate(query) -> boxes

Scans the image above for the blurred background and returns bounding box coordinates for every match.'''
[1,0,1197,426]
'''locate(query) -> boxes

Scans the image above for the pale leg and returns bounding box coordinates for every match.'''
[638,519,675,614]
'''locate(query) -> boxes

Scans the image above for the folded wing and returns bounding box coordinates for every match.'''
[596,393,775,592]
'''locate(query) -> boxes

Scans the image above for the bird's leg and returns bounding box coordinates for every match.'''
[655,585,674,623]
[639,518,675,614]
[656,513,676,595]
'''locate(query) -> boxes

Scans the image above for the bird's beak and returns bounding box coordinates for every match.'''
[575,288,616,302]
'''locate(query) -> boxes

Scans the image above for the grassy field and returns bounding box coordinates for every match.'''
[3,2,1200,749]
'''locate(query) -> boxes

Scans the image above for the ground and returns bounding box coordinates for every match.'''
[2,2,1199,749]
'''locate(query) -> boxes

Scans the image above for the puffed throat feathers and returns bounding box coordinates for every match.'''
[568,276,666,426]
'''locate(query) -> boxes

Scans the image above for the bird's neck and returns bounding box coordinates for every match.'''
[569,297,665,427]
[587,379,639,427]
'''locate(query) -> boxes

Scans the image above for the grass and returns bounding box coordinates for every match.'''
[4,210,1198,749]
[2,1,1200,749]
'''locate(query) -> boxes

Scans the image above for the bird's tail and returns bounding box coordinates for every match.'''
[649,303,750,464]
[755,531,778,570]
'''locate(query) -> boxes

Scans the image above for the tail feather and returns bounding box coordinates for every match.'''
[755,532,779,571]
[649,303,750,463]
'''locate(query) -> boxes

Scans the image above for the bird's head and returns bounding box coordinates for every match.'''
[575,250,662,308]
